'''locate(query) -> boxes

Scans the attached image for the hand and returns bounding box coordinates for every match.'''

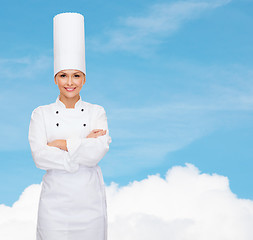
[86,129,107,138]
[47,139,68,151]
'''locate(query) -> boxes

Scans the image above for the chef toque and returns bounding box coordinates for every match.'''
[53,12,86,76]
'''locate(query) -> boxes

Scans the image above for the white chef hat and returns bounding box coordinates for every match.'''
[53,12,86,76]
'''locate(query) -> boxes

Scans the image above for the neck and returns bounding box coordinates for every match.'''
[59,94,80,108]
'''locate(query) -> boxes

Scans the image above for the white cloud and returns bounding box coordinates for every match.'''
[0,183,41,240]
[107,163,253,239]
[89,0,231,55]
[1,163,253,240]
[0,54,52,80]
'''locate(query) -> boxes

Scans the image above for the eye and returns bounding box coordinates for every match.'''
[60,74,66,77]
[74,74,80,78]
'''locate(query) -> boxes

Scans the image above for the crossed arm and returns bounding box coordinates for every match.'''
[47,129,107,151]
[28,106,112,173]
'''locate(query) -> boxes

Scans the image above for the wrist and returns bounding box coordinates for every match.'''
[60,140,67,150]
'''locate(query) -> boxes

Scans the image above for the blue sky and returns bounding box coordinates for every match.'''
[1,0,253,206]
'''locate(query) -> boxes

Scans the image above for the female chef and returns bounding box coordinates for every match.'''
[28,12,112,240]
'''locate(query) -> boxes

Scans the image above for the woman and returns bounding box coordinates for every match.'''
[28,12,112,240]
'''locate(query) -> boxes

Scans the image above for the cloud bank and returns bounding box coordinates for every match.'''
[1,163,253,240]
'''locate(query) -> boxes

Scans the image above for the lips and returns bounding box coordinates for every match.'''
[64,87,76,92]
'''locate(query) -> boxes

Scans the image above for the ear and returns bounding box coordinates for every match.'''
[54,75,58,85]
[82,74,86,85]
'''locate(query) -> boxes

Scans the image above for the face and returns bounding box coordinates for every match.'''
[54,69,86,98]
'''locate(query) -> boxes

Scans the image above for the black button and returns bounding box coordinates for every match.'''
[56,111,59,114]
[81,108,84,111]
[83,123,86,127]
[56,123,59,126]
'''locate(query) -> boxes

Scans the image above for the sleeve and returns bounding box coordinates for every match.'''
[66,106,112,167]
[28,106,79,173]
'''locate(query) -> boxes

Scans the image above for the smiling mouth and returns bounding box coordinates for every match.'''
[64,87,76,92]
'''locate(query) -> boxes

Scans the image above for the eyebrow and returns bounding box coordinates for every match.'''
[58,72,82,74]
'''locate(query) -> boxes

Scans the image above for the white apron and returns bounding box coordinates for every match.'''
[28,95,112,240]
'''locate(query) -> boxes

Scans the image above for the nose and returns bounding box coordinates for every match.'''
[67,75,73,86]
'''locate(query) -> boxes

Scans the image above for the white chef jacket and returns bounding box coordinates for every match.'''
[28,95,112,240]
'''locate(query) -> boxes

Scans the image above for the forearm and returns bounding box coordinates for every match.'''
[66,134,111,167]
[47,139,68,151]
[50,129,106,158]
[32,145,79,172]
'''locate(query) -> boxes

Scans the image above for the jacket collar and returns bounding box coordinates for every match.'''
[55,95,83,109]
